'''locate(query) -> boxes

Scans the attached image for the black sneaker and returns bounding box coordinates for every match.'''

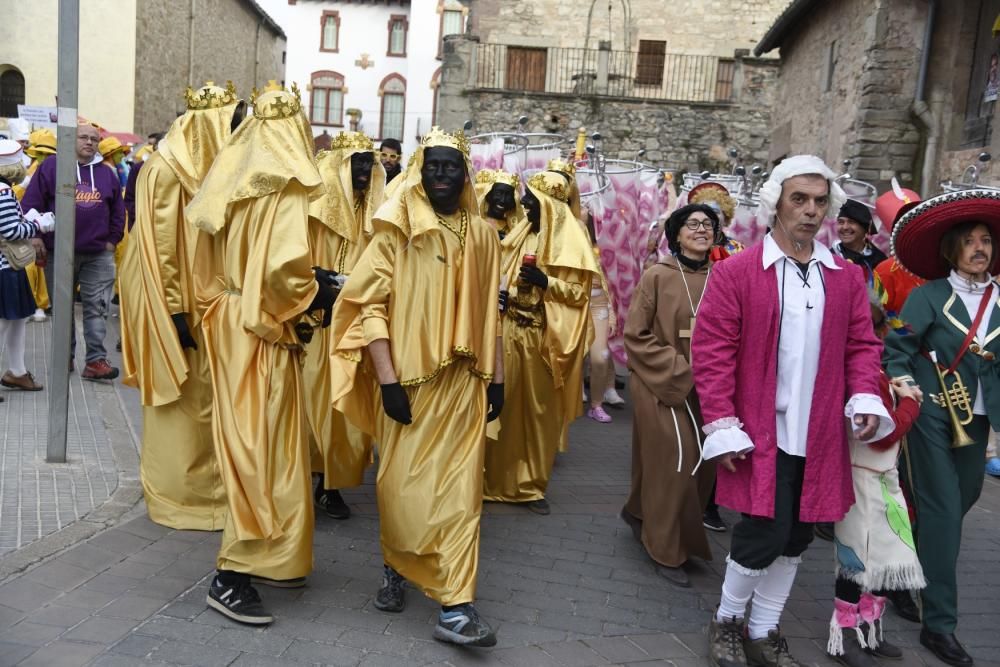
[206,576,273,625]
[526,498,550,515]
[433,603,497,647]
[703,507,727,532]
[314,484,350,520]
[374,566,406,613]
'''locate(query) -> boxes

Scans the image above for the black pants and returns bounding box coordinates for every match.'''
[729,450,814,571]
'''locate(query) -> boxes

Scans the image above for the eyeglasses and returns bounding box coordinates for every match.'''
[380,151,400,160]
[683,218,714,231]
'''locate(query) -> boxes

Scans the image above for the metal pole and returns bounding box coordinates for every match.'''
[47,0,79,463]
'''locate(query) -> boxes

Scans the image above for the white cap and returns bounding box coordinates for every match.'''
[0,139,25,166]
[756,154,846,223]
[6,119,30,142]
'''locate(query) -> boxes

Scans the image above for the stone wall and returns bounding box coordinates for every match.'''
[465,0,789,57]
[439,36,778,171]
[134,0,286,136]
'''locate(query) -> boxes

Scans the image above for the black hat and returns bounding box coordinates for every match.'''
[838,198,876,235]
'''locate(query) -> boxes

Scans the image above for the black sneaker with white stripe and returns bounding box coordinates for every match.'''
[433,603,497,647]
[207,575,273,625]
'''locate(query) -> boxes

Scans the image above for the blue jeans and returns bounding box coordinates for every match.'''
[45,250,116,363]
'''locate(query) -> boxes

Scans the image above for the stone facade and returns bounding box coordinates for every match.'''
[466,0,789,57]
[760,0,1000,193]
[439,36,778,171]
[134,0,286,136]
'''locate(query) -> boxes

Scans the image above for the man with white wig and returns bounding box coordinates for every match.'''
[691,155,895,667]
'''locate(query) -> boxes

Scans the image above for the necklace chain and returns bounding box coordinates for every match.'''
[677,258,709,317]
[437,210,469,248]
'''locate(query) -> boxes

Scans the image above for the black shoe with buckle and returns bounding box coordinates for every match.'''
[374,565,406,613]
[206,574,273,626]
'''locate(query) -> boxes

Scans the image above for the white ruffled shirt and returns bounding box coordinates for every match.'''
[947,270,997,415]
[701,235,894,461]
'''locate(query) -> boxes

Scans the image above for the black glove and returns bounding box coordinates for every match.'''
[519,265,548,290]
[309,267,340,327]
[487,382,504,422]
[170,313,198,350]
[498,289,509,313]
[381,382,412,425]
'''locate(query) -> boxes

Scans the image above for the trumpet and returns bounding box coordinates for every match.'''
[928,350,975,448]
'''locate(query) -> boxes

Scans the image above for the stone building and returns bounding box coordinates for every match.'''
[0,0,285,136]
[756,0,1000,193]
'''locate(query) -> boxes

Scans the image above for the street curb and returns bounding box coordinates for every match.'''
[0,380,143,583]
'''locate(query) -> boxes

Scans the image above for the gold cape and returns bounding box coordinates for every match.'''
[304,140,384,488]
[187,96,322,578]
[484,174,598,502]
[119,100,237,530]
[329,141,500,603]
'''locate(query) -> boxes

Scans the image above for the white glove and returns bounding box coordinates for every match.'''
[24,209,56,233]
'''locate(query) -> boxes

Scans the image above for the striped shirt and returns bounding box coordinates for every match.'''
[0,185,39,272]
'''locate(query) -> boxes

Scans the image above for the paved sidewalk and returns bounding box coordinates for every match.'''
[1,392,999,666]
[0,313,139,578]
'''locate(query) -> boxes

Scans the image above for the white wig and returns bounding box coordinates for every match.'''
[756,154,846,224]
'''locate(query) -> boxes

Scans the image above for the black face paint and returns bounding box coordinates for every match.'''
[350,152,375,193]
[421,146,466,214]
[485,183,516,220]
[521,189,541,231]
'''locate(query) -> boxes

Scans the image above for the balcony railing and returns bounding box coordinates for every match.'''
[473,43,736,103]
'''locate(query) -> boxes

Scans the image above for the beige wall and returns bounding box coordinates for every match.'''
[468,0,789,56]
[0,0,137,132]
[134,0,286,136]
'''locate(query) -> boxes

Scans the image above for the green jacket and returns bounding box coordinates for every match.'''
[883,278,1000,432]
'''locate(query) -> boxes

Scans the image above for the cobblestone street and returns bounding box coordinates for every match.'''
[0,363,998,666]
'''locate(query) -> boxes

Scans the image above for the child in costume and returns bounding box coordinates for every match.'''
[827,276,926,666]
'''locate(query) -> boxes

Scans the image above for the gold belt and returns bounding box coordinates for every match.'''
[509,311,543,329]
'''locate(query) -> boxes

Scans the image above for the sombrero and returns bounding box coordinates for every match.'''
[891,188,1000,280]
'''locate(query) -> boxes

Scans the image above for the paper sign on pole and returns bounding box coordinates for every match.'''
[17,105,58,127]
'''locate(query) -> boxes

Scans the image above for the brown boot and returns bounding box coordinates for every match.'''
[1,371,43,391]
[744,628,803,667]
[708,614,747,667]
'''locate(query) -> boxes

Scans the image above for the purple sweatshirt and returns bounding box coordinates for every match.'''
[21,154,126,254]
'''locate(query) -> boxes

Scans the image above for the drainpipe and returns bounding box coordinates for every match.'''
[911,0,937,193]
[254,18,263,84]
[187,0,196,86]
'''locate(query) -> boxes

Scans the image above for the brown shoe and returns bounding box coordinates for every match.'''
[1,371,43,391]
[81,359,119,380]
[708,614,747,667]
[744,628,803,667]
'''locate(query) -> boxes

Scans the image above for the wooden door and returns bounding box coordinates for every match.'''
[506,47,547,92]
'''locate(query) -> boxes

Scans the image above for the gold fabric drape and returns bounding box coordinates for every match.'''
[119,99,238,530]
[330,143,500,603]
[484,177,598,502]
[304,144,384,488]
[187,99,322,579]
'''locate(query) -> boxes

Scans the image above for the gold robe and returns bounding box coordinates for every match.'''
[330,165,499,604]
[120,151,226,530]
[483,177,598,503]
[303,146,383,489]
[186,97,323,579]
[622,258,714,566]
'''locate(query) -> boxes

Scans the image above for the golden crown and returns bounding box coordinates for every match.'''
[421,126,470,156]
[250,81,302,120]
[547,158,577,177]
[184,81,238,110]
[330,131,375,152]
[475,169,520,190]
[528,171,570,203]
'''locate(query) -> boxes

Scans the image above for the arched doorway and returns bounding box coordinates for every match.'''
[0,68,25,117]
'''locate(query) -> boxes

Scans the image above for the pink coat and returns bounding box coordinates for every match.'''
[691,243,882,522]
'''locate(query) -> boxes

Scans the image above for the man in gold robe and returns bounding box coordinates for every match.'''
[483,170,599,514]
[305,131,384,520]
[185,83,339,626]
[330,127,504,646]
[119,82,241,531]
[474,168,522,239]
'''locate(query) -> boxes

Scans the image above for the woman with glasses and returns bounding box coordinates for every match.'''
[620,204,720,588]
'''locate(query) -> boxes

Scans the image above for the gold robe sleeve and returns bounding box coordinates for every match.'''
[623,268,693,407]
[241,182,319,343]
[119,160,190,406]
